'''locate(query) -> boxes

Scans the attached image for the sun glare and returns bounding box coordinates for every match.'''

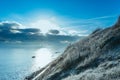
[30,18,60,34]
[31,48,53,71]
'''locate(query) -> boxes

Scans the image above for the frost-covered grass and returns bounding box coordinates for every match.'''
[63,60,120,80]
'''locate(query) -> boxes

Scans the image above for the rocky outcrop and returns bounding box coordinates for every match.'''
[26,16,120,80]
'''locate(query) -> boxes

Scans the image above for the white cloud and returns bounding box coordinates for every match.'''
[85,15,118,20]
[10,29,22,33]
[60,40,70,44]
[67,29,88,36]
[58,15,118,35]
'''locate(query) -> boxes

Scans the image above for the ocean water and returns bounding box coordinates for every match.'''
[0,43,64,80]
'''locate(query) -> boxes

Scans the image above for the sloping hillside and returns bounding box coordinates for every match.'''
[26,16,120,80]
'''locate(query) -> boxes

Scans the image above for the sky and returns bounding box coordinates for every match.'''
[0,0,120,35]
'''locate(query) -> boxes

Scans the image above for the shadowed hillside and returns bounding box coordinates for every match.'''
[25,16,120,80]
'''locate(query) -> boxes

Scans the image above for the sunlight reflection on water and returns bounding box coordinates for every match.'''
[31,48,54,71]
[0,47,62,80]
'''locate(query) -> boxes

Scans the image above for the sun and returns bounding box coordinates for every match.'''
[30,18,60,34]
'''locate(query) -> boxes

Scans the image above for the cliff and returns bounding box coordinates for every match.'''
[26,16,120,80]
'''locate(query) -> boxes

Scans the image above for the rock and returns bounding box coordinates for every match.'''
[55,52,60,54]
[32,56,36,58]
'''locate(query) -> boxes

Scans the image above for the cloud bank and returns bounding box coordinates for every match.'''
[0,21,84,45]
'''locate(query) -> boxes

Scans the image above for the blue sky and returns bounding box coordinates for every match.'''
[0,0,120,35]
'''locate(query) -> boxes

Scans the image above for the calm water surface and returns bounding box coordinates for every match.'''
[0,44,64,80]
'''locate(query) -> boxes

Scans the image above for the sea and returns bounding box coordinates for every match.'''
[0,42,67,80]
